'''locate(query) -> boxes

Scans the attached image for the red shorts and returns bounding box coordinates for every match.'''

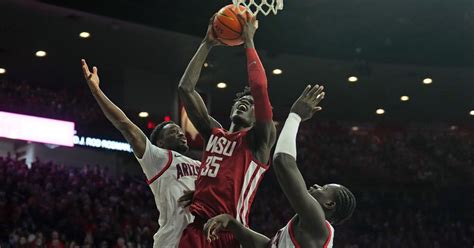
[178,217,240,248]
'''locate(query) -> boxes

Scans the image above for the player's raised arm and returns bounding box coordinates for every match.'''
[203,214,269,248]
[273,85,328,232]
[178,17,223,141]
[240,16,277,163]
[81,59,147,158]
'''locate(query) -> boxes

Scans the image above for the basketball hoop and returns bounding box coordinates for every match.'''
[233,0,284,16]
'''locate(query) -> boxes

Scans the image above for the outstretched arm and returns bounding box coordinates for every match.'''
[204,214,269,248]
[81,59,147,158]
[273,85,327,232]
[178,18,222,141]
[241,16,276,163]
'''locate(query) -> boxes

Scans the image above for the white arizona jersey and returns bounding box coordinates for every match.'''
[136,138,201,248]
[269,218,334,248]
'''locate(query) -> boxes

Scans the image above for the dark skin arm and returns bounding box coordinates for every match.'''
[241,16,277,164]
[204,214,269,248]
[273,85,328,239]
[178,18,222,141]
[81,59,147,158]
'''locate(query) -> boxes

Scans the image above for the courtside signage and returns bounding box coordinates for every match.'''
[73,135,132,153]
[0,111,75,147]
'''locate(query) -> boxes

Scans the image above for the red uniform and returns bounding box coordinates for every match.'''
[179,48,272,248]
[178,128,269,247]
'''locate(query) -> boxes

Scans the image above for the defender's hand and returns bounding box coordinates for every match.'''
[81,59,100,91]
[178,190,195,208]
[290,85,325,121]
[203,214,234,242]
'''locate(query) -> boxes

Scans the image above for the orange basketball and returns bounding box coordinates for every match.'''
[212,4,249,46]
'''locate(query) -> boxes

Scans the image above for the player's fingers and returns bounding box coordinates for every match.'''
[93,66,98,75]
[251,14,258,23]
[206,221,216,241]
[313,85,324,97]
[313,107,323,112]
[310,88,324,102]
[312,92,325,104]
[212,222,222,234]
[211,222,222,240]
[301,85,311,97]
[307,84,319,96]
[81,59,91,78]
[316,92,325,101]
[203,222,211,240]
[209,13,217,24]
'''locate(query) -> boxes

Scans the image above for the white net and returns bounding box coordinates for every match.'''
[233,0,284,16]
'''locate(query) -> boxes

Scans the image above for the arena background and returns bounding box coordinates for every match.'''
[0,0,473,247]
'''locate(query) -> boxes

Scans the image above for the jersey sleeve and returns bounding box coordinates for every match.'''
[135,138,173,184]
[246,48,273,122]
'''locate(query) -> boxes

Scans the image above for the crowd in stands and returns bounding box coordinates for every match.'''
[0,156,157,248]
[1,120,473,247]
[0,80,102,125]
[1,80,473,247]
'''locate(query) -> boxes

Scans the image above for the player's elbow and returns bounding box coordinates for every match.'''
[178,81,194,93]
[273,153,295,169]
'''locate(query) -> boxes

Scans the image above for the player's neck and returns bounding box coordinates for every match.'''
[229,122,247,133]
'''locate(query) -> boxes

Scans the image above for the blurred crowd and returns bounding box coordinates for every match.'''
[0,156,157,248]
[0,80,102,125]
[1,80,473,247]
[1,120,473,247]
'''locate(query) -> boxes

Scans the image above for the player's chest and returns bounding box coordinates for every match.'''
[170,160,200,180]
[204,134,246,157]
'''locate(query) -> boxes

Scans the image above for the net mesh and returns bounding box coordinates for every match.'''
[233,0,284,16]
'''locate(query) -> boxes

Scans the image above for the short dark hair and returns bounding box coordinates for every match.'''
[233,86,252,102]
[150,121,175,145]
[329,186,356,225]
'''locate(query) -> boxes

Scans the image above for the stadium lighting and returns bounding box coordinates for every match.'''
[423,78,433,84]
[272,69,283,75]
[470,110,474,116]
[348,76,358,82]
[400,96,410,101]
[203,62,209,68]
[351,126,359,131]
[138,112,149,118]
[35,50,47,57]
[0,68,5,74]
[217,82,227,89]
[79,32,91,38]
[376,109,385,115]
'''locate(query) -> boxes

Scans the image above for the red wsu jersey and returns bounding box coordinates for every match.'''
[189,128,269,226]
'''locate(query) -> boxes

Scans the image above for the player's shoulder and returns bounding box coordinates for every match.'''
[293,217,333,246]
[169,150,201,165]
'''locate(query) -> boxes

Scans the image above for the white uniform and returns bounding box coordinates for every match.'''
[269,218,334,248]
[136,138,201,248]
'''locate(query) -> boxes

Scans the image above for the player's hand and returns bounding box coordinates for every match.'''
[204,15,224,47]
[239,14,258,48]
[178,190,194,208]
[290,85,325,121]
[203,214,234,242]
[81,59,100,91]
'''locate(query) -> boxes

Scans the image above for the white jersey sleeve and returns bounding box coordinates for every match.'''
[135,138,172,183]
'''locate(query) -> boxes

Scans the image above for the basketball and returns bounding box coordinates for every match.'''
[212,4,249,46]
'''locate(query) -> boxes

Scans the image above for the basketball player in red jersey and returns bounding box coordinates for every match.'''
[203,85,356,248]
[177,16,276,248]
